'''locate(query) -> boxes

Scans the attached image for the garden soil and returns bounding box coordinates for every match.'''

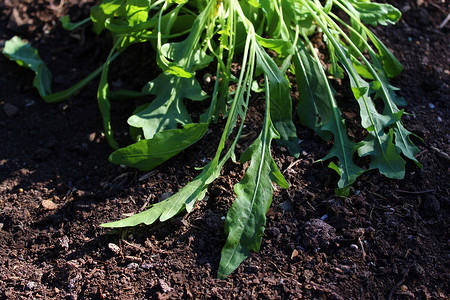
[0,0,448,299]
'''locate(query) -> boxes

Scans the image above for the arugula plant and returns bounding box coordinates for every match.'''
[3,0,421,277]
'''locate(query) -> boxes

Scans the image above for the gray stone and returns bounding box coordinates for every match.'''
[3,103,19,118]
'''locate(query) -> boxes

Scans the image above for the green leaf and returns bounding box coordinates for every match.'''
[156,0,215,77]
[309,11,406,179]
[102,154,222,228]
[109,123,209,170]
[348,0,402,26]
[392,123,422,167]
[2,36,119,103]
[255,35,294,57]
[358,129,405,179]
[367,61,420,166]
[128,73,207,139]
[2,36,52,97]
[319,109,365,194]
[293,41,333,140]
[325,3,418,170]
[125,0,151,25]
[366,31,403,78]
[160,42,214,72]
[100,0,125,15]
[128,103,147,142]
[255,43,300,157]
[349,19,367,54]
[218,95,288,278]
[90,5,109,34]
[344,59,405,179]
[294,39,364,192]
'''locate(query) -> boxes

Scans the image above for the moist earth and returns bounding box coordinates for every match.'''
[0,0,449,299]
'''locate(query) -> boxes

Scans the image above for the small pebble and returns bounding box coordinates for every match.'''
[42,199,58,210]
[88,132,96,142]
[203,72,212,83]
[296,245,305,251]
[267,227,281,239]
[108,243,121,254]
[437,116,443,122]
[159,279,173,293]
[340,265,352,274]
[278,201,293,211]
[140,262,153,270]
[24,99,35,107]
[25,281,37,290]
[3,103,19,118]
[428,103,435,109]
[127,262,139,269]
[58,236,70,250]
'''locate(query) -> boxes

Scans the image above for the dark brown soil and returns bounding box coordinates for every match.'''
[0,0,449,299]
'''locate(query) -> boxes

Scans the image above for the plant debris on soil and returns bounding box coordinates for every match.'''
[0,0,449,299]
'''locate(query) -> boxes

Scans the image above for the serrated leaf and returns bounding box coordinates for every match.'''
[294,40,364,191]
[128,73,207,139]
[392,123,422,167]
[358,129,405,178]
[156,0,215,77]
[316,22,406,179]
[319,109,365,191]
[368,63,420,166]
